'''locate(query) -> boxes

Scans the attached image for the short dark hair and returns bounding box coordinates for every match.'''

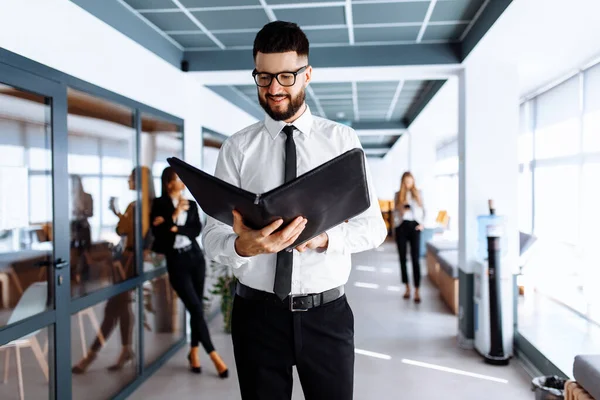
[253,21,309,60]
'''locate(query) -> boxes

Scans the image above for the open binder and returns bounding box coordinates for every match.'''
[167,148,371,250]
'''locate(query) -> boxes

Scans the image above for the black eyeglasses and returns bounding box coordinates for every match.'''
[252,65,308,87]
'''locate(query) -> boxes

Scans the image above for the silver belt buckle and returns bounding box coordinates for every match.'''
[289,294,309,312]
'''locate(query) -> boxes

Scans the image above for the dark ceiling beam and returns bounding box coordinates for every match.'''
[352,121,406,130]
[460,0,514,61]
[362,143,401,150]
[184,44,460,72]
[205,85,264,120]
[402,80,446,127]
[70,0,183,68]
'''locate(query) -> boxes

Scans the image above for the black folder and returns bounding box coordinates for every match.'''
[167,148,370,250]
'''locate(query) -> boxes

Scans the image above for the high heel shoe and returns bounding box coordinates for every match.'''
[403,285,411,299]
[188,347,202,374]
[414,289,421,304]
[108,347,134,371]
[209,351,229,379]
[72,350,97,374]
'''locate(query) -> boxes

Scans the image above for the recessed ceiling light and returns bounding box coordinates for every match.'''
[336,112,346,119]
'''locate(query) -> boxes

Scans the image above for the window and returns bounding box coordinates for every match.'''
[518,166,532,233]
[534,76,581,160]
[583,109,600,152]
[584,63,600,152]
[533,164,579,244]
[534,118,580,159]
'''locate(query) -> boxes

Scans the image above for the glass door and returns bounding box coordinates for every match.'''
[0,62,71,399]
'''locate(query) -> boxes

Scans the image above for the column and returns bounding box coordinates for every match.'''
[457,57,519,351]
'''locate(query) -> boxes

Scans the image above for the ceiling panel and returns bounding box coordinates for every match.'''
[310,82,352,95]
[304,28,349,45]
[274,6,346,27]
[170,33,216,48]
[214,32,255,47]
[353,2,429,25]
[192,9,269,30]
[354,26,420,43]
[123,0,175,9]
[181,0,261,7]
[430,0,486,22]
[268,0,335,3]
[359,135,401,147]
[143,12,199,31]
[422,24,466,41]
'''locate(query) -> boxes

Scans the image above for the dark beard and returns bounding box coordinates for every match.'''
[258,89,305,121]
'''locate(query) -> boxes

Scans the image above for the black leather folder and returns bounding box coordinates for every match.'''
[167,148,371,250]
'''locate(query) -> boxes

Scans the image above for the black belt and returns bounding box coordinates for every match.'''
[235,282,345,312]
[173,244,193,254]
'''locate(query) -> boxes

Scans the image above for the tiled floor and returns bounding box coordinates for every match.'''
[131,240,534,400]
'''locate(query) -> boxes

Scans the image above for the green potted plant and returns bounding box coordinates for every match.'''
[208,262,237,333]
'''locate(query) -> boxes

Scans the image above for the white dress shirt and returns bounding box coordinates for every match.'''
[397,191,424,225]
[202,106,387,295]
[172,197,192,249]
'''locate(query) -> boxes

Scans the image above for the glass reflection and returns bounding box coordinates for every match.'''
[0,84,53,328]
[0,324,52,400]
[70,289,138,400]
[143,273,184,367]
[67,89,136,297]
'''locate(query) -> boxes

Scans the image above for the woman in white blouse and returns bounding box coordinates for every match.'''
[394,172,425,303]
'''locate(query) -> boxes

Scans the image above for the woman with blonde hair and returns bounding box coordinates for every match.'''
[395,171,425,303]
[73,166,155,373]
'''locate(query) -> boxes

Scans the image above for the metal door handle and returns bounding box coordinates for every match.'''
[35,258,69,269]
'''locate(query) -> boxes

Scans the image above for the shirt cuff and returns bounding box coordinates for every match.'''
[325,225,345,255]
[226,233,252,266]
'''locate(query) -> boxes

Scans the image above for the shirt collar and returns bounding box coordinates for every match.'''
[264,104,313,139]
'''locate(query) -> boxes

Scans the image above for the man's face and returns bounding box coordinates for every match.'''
[255,51,312,122]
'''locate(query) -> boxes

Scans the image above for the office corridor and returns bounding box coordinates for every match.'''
[131,240,533,400]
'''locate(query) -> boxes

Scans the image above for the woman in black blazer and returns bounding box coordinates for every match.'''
[151,166,228,378]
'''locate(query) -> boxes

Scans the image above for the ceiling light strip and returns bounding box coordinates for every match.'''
[311,39,454,47]
[352,81,359,121]
[386,80,405,120]
[230,86,264,113]
[183,39,455,52]
[258,0,277,22]
[345,0,355,45]
[166,24,349,35]
[353,0,440,4]
[416,0,437,43]
[116,0,184,50]
[317,94,353,100]
[459,0,490,41]
[169,0,225,49]
[138,5,263,13]
[270,1,344,10]
[306,86,327,118]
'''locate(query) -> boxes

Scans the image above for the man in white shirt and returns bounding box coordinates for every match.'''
[203,20,387,400]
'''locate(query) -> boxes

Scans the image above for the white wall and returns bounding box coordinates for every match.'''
[369,134,410,201]
[0,0,257,168]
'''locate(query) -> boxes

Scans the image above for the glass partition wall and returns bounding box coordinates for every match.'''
[0,51,185,400]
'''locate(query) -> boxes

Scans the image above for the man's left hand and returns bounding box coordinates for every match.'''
[295,232,328,253]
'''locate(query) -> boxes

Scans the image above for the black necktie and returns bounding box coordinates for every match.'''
[273,125,296,300]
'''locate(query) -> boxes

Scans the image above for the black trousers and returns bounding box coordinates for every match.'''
[166,246,215,353]
[92,291,134,351]
[232,293,355,400]
[395,220,422,288]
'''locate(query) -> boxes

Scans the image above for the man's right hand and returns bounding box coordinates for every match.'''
[232,210,307,257]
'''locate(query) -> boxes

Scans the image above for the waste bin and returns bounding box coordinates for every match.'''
[531,376,566,400]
